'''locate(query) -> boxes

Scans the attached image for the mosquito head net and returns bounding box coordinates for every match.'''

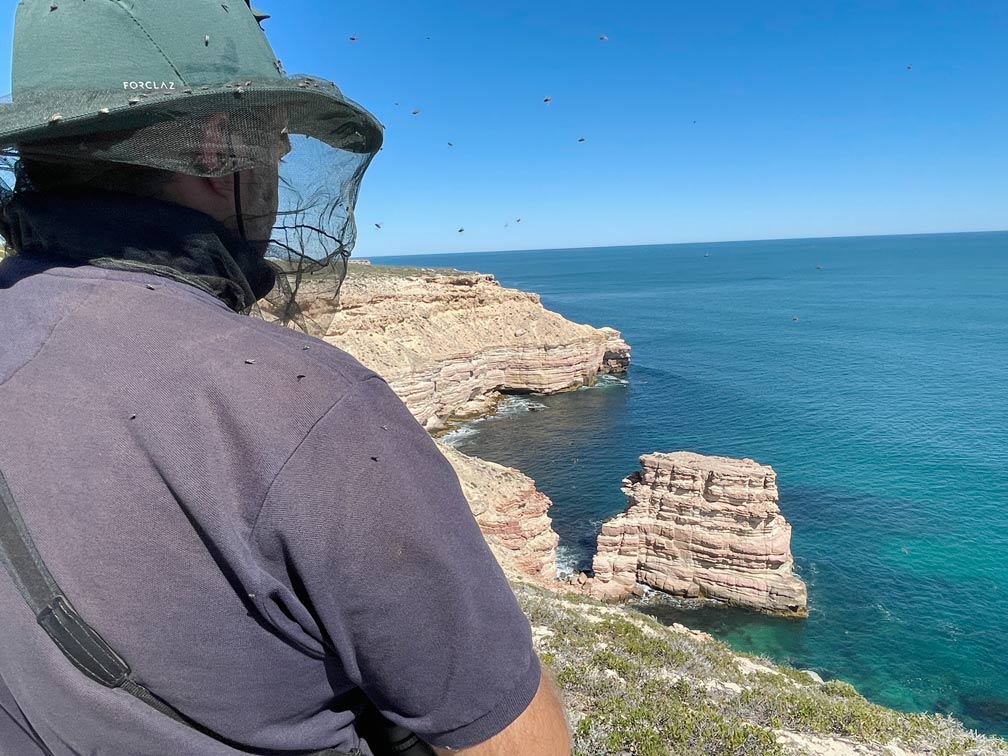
[0,0,383,337]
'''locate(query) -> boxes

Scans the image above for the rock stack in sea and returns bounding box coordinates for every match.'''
[580,451,808,616]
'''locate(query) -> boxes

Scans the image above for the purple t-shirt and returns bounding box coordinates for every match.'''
[0,259,540,755]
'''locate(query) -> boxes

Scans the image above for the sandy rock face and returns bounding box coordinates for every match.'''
[324,266,630,431]
[436,440,559,583]
[582,451,807,616]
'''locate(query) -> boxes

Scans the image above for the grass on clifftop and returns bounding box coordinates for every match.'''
[345,260,468,279]
[261,258,467,282]
[513,582,1006,756]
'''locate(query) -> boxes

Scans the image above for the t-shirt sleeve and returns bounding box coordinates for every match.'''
[251,374,542,750]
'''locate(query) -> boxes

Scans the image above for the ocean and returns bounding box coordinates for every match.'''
[373,232,1008,738]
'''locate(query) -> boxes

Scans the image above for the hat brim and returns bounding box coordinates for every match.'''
[0,74,383,155]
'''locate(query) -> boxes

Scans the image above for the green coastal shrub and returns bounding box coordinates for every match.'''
[512,581,1006,756]
[345,261,462,279]
[737,680,941,742]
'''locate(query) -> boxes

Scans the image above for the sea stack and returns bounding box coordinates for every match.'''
[582,452,807,617]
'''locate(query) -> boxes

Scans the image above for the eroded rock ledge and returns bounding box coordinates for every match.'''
[326,264,630,431]
[579,451,808,616]
[436,440,559,584]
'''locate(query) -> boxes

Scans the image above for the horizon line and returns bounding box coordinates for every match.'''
[362,228,1008,259]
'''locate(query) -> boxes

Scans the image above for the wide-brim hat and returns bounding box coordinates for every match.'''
[1,0,385,338]
[0,75,383,157]
[0,0,383,159]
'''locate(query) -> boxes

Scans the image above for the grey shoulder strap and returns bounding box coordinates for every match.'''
[0,467,355,756]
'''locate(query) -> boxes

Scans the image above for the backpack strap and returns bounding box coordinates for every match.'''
[0,467,357,756]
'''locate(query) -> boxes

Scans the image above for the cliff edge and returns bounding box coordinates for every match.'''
[437,439,559,584]
[520,582,1002,756]
[325,263,630,431]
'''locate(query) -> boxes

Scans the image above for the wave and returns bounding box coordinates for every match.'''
[440,395,547,448]
[495,396,549,416]
[577,374,629,391]
[440,425,481,448]
[555,545,581,579]
[874,602,894,623]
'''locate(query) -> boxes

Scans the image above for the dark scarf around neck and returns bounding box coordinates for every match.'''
[0,188,277,312]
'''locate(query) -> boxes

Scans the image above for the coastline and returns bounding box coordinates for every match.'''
[315,260,1006,755]
[323,261,630,433]
[312,260,630,584]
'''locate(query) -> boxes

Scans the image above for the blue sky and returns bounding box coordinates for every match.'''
[3,1,1006,256]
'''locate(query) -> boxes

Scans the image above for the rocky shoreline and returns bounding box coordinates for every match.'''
[324,263,630,432]
[317,261,1003,754]
[328,261,807,616]
[437,439,559,583]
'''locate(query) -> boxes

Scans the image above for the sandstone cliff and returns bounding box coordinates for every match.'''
[278,262,626,589]
[324,263,630,431]
[581,451,808,616]
[436,440,559,584]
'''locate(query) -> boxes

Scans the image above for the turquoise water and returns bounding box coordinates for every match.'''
[374,233,1008,737]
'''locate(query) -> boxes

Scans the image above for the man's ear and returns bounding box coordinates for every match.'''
[197,113,237,199]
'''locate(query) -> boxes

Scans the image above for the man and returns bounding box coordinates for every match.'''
[0,1,570,754]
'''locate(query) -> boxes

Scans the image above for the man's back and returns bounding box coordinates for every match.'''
[0,258,543,755]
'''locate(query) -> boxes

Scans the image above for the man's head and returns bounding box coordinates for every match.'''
[16,109,291,255]
[0,0,381,333]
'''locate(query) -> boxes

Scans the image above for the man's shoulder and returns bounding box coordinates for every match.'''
[226,307,378,388]
[76,270,392,426]
[120,273,379,386]
[194,304,388,420]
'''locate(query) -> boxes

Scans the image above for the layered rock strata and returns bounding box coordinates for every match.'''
[582,452,807,616]
[436,440,559,584]
[323,264,630,431]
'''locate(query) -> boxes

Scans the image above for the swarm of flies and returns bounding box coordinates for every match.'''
[365,32,620,236]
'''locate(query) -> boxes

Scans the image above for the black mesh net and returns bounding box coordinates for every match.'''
[257,131,373,336]
[0,77,380,337]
